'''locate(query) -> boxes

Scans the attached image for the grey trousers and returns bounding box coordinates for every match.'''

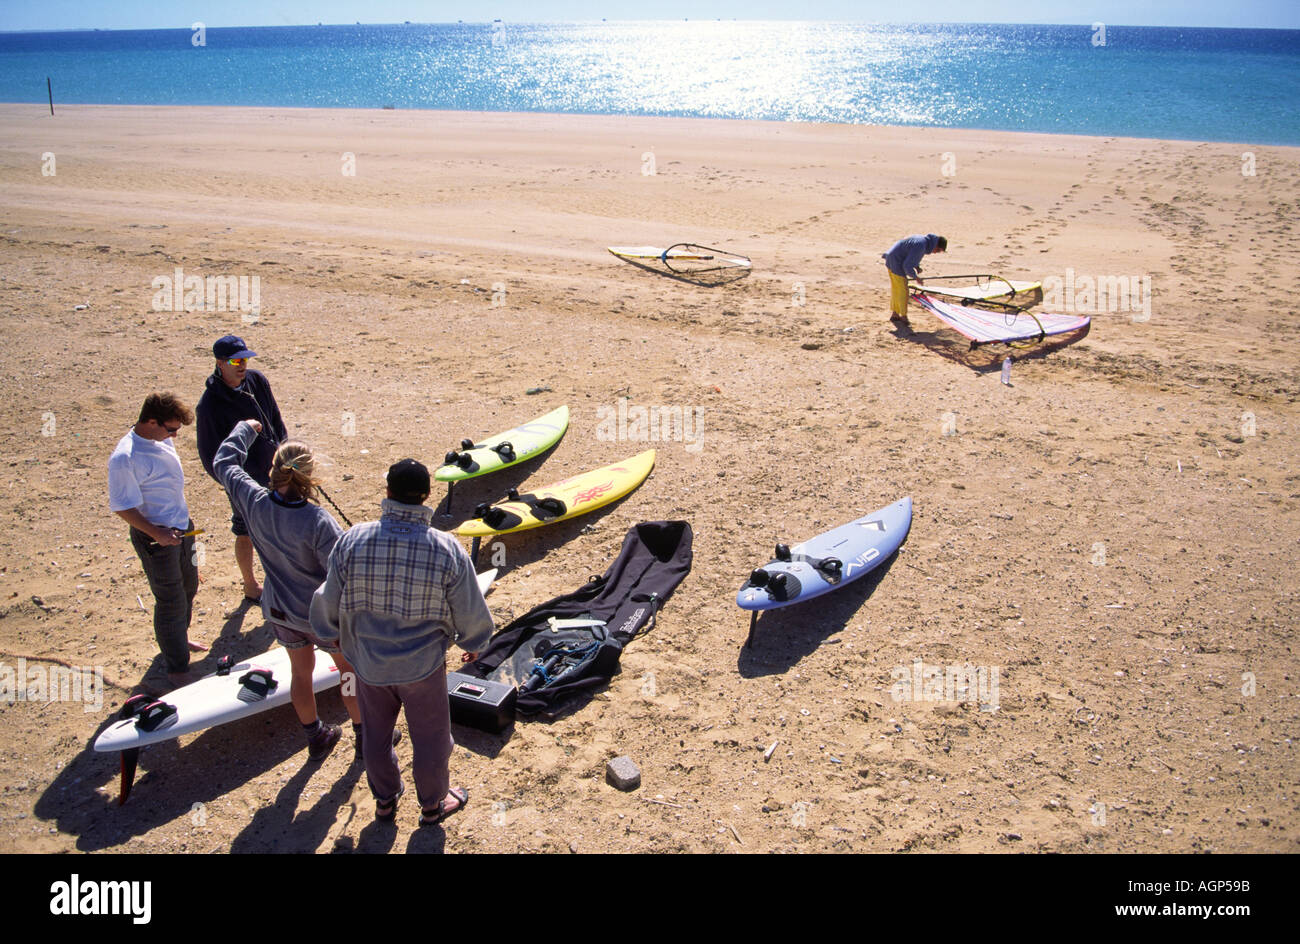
[357,665,453,810]
[129,524,198,674]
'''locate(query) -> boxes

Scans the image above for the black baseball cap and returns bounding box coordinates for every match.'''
[387,459,430,504]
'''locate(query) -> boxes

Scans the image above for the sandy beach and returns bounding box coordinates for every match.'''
[0,104,1296,853]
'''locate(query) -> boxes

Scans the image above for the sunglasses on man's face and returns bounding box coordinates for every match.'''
[227,358,247,367]
[162,422,181,434]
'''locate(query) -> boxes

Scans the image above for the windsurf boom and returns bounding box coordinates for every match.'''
[909,273,1042,304]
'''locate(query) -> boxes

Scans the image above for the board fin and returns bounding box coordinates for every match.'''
[118,747,140,806]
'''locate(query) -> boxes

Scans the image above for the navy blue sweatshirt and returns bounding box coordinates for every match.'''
[196,368,287,485]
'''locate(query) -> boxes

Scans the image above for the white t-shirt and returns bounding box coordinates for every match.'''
[107,430,190,530]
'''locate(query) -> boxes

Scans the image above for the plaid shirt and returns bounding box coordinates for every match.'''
[309,499,494,685]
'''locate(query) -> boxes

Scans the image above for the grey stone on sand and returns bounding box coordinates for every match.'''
[606,756,641,791]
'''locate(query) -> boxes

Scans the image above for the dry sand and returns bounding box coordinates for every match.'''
[0,105,1296,853]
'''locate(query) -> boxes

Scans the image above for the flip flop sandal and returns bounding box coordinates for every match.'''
[419,787,468,827]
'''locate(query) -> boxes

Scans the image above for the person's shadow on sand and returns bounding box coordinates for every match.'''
[229,758,363,853]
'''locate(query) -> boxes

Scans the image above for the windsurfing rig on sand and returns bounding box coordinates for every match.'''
[608,243,752,276]
[909,291,1090,350]
[608,243,751,273]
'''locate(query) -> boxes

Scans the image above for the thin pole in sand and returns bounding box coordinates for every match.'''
[47,77,54,116]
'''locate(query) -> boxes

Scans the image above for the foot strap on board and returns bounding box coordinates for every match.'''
[237,668,278,703]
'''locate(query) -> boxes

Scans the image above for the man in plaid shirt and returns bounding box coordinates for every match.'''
[311,458,494,826]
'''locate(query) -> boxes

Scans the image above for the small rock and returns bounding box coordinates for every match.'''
[606,756,641,791]
[801,342,822,350]
[342,473,354,481]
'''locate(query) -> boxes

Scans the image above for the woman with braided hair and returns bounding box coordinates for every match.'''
[213,420,367,762]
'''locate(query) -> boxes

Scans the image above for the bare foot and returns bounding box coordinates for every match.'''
[188,640,208,652]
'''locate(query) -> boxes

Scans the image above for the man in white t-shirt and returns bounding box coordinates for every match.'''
[107,392,202,687]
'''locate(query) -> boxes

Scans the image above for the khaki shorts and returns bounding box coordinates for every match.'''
[271,621,339,654]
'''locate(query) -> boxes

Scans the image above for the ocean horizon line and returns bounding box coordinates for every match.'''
[5,21,1300,33]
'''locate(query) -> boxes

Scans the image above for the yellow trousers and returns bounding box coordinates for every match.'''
[889,270,909,317]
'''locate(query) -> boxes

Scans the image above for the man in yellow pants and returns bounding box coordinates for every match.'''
[883,234,947,329]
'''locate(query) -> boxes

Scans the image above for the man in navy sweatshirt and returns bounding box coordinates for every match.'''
[883,233,947,328]
[196,335,287,602]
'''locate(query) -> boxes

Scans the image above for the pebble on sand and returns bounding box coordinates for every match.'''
[606,756,641,791]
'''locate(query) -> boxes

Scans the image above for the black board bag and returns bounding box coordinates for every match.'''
[459,520,693,716]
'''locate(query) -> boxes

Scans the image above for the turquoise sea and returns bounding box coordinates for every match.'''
[1,22,1297,144]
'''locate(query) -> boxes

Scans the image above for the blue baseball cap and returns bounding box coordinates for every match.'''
[213,335,257,360]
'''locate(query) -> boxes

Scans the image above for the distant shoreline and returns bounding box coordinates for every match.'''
[3,101,1298,150]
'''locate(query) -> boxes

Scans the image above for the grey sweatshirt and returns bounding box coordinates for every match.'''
[214,422,343,631]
